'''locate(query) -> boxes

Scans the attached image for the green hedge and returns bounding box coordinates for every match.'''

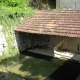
[0,0,30,7]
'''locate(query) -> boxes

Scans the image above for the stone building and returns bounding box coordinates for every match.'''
[15,0,80,58]
[15,10,80,58]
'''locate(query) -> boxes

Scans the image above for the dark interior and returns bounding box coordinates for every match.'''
[29,0,56,9]
[49,60,80,80]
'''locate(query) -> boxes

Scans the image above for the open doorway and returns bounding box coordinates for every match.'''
[48,0,56,9]
[29,0,56,10]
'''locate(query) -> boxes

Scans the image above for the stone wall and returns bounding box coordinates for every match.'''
[15,32,32,51]
[49,36,65,49]
[15,32,64,51]
[61,37,80,53]
[15,32,80,54]
[15,32,49,51]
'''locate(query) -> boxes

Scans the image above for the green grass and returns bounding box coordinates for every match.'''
[0,54,66,80]
[0,4,37,60]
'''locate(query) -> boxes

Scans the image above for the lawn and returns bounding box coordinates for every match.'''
[0,53,66,80]
[0,0,37,60]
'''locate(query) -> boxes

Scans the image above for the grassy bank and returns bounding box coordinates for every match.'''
[0,54,66,80]
[0,0,37,60]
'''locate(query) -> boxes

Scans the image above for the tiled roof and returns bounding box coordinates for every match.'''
[15,10,80,37]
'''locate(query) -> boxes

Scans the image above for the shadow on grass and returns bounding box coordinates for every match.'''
[0,50,80,80]
[0,72,8,80]
[0,51,67,80]
[15,51,66,80]
[0,54,24,67]
[47,59,80,80]
[21,50,53,61]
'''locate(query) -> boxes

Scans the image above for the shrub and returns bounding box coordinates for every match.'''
[0,0,30,7]
[0,0,37,60]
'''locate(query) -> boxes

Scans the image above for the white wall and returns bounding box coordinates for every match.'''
[56,0,80,10]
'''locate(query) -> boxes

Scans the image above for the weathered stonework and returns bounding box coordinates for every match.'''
[15,32,49,52]
[15,32,80,54]
[61,38,80,53]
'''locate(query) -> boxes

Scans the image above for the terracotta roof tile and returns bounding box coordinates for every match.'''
[15,10,80,37]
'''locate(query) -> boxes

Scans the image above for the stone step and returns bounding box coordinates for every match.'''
[28,48,80,62]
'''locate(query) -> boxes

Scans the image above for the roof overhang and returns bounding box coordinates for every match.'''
[15,10,80,38]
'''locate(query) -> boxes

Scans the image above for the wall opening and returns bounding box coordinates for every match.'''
[48,0,56,9]
[27,34,54,57]
[16,32,66,57]
[29,0,56,10]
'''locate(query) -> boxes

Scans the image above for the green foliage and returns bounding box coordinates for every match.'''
[7,0,23,7]
[0,0,37,60]
[0,0,29,7]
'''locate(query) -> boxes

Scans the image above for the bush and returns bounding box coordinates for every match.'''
[0,0,30,7]
[0,0,37,60]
